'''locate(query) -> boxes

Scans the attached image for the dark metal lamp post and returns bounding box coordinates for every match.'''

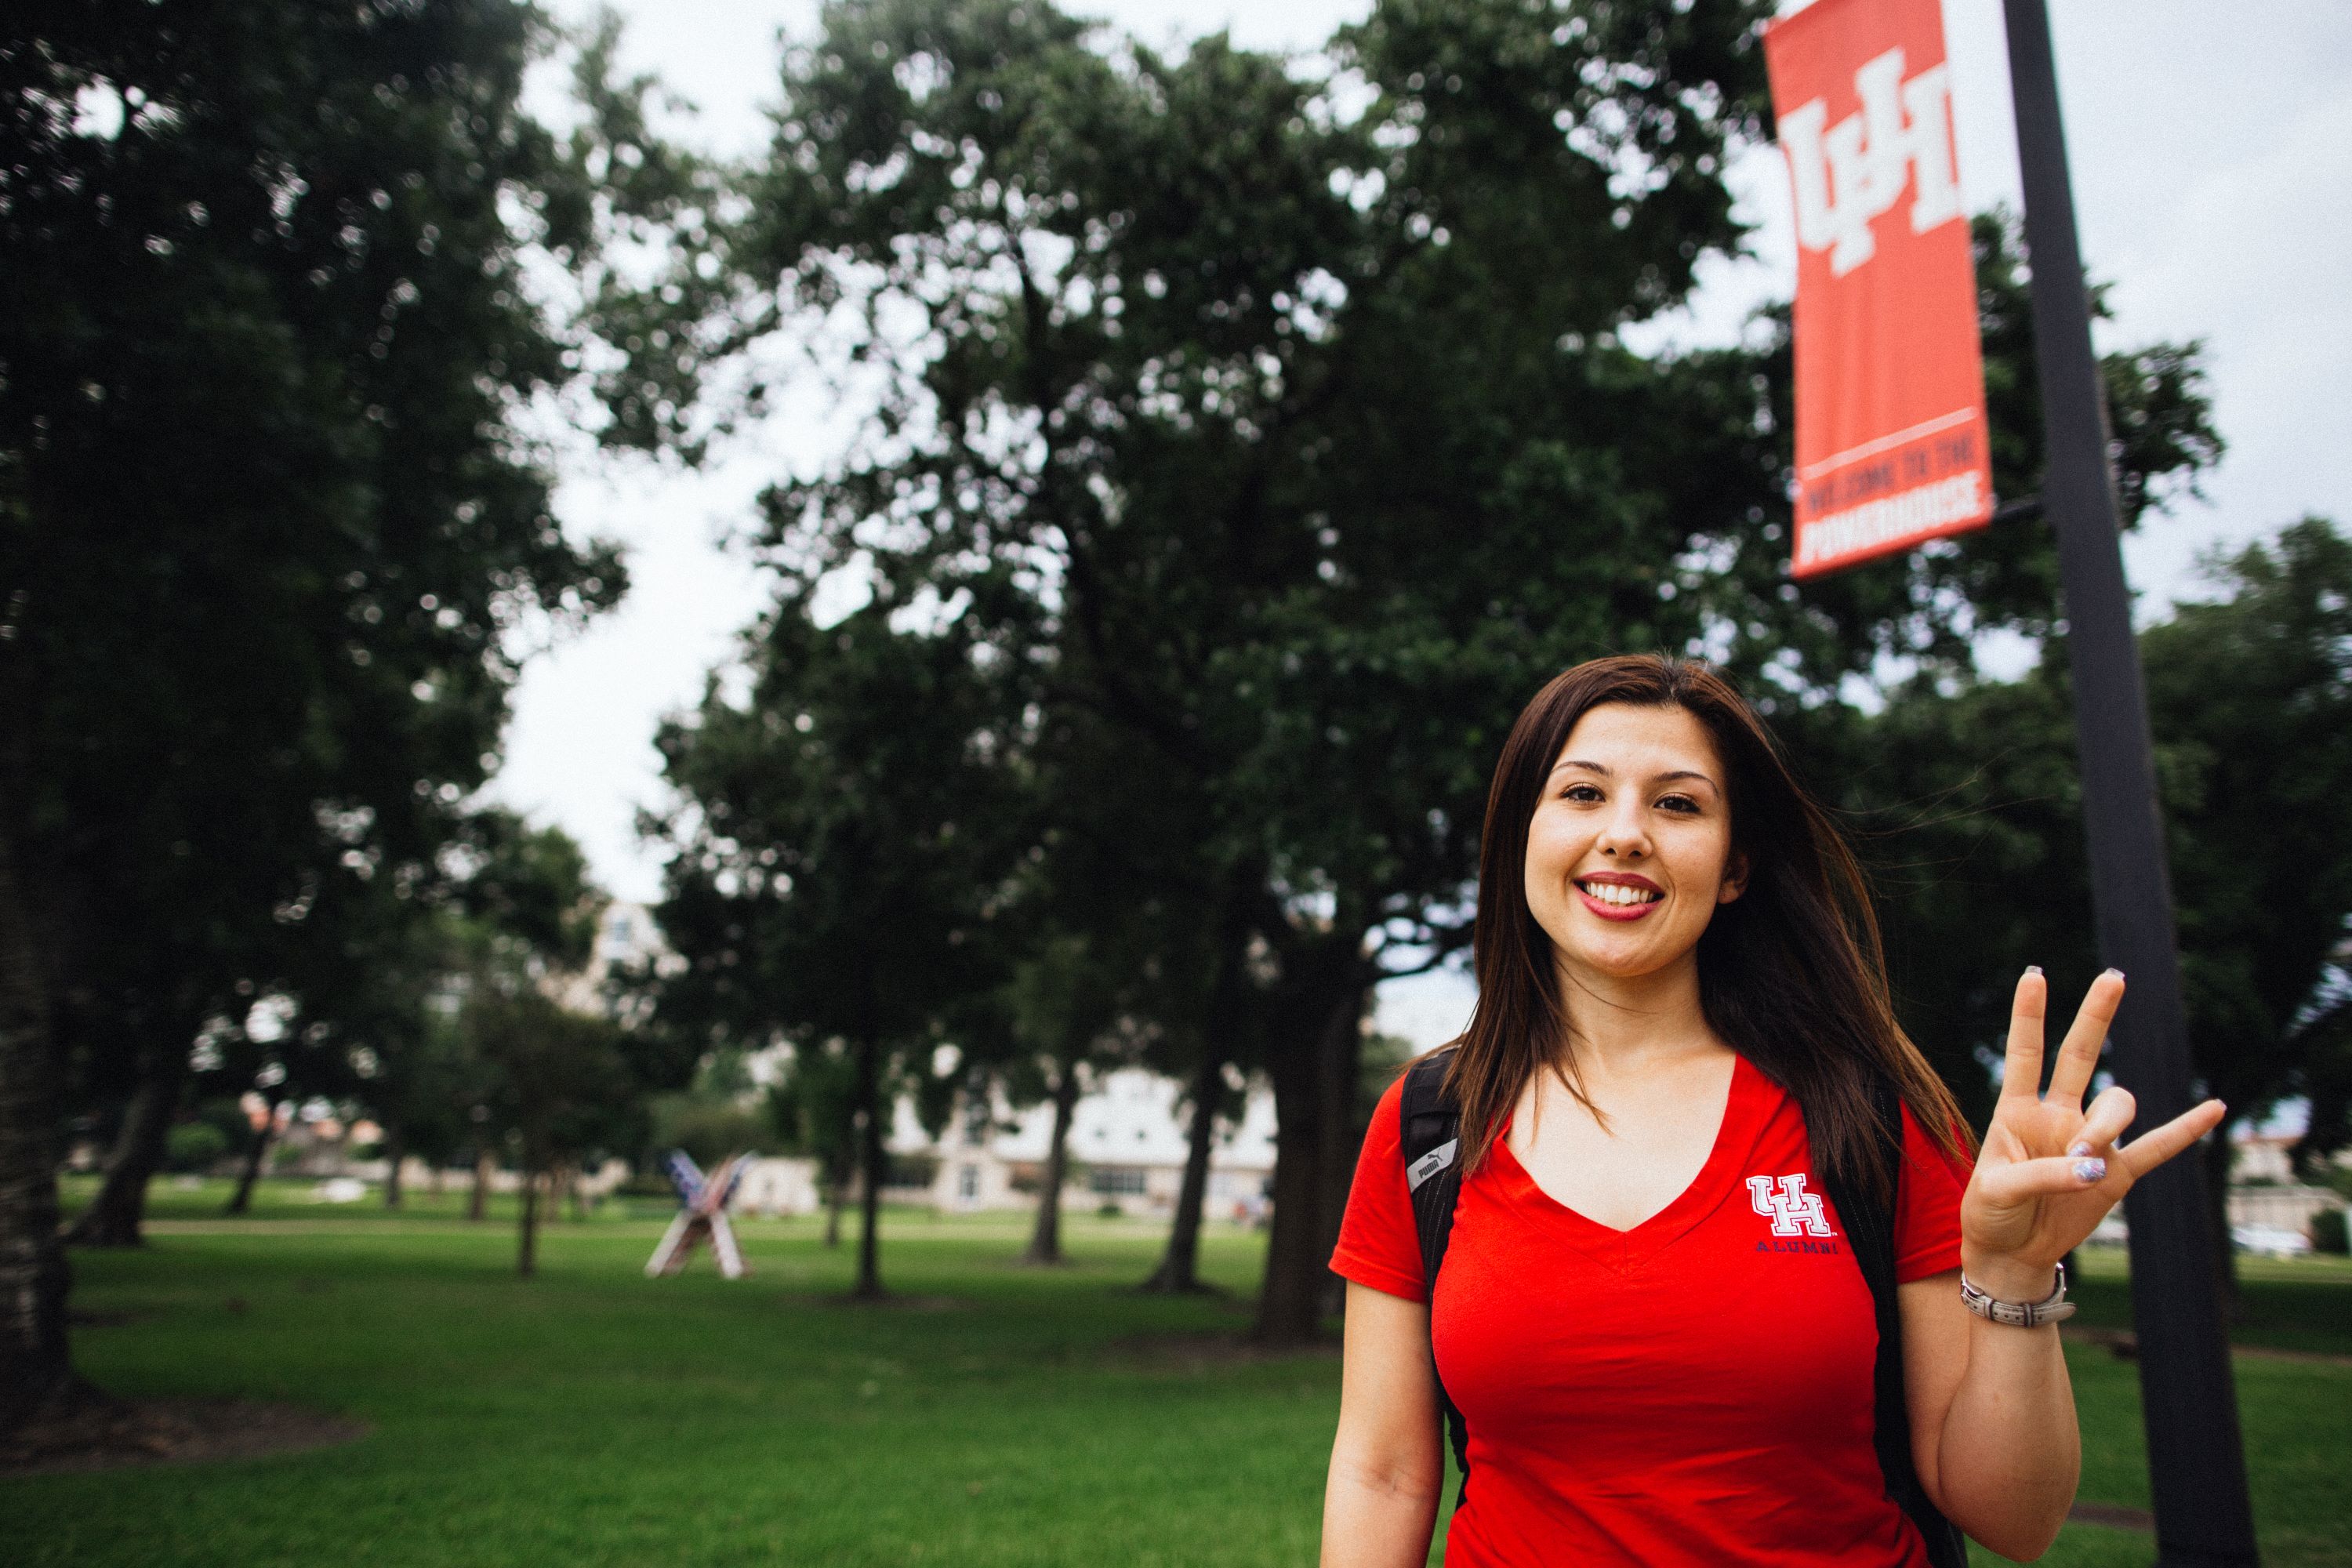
[1999,0,2260,1561]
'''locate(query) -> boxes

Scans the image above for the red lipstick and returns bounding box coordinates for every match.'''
[1575,871,1663,923]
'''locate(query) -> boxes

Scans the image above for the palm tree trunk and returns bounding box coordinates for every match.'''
[1141,1045,1227,1293]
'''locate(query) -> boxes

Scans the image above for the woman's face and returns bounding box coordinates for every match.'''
[1523,702,1746,987]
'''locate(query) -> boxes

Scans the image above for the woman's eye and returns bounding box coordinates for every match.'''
[1562,784,1602,803]
[1657,794,1699,814]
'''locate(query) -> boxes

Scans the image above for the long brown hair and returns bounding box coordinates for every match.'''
[1445,655,1970,1199]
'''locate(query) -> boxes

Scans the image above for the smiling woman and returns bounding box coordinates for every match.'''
[1317,655,2227,1568]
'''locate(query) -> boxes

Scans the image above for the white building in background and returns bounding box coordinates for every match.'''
[2089,1116,2349,1248]
[584,906,1287,1221]
[895,1066,1279,1221]
[720,1067,1279,1222]
[732,1154,821,1216]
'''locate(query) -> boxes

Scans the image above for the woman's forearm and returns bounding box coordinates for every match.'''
[1929,1258,2079,1561]
[1319,1452,1441,1568]
[1324,1283,1444,1567]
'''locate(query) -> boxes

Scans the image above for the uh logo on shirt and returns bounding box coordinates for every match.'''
[1748,1174,1843,1254]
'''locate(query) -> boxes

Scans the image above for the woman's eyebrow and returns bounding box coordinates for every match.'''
[1548,759,1722,793]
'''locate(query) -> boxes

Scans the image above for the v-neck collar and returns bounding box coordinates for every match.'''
[1486,1051,1767,1273]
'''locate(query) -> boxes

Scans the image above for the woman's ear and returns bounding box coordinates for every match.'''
[1717,851,1750,906]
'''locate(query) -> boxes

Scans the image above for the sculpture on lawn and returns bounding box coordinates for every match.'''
[644,1150,750,1279]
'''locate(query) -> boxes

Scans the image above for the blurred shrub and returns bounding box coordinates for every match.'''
[619,1169,680,1200]
[648,1094,771,1169]
[165,1122,230,1173]
[885,1153,938,1190]
[2312,1207,2349,1255]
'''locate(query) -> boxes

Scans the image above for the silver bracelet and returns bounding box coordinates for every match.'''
[1959,1261,2076,1327]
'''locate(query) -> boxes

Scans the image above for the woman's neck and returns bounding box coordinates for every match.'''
[1552,950,1723,1080]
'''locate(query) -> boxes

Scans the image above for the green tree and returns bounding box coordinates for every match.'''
[621,0,1783,1342]
[649,597,1027,1299]
[195,808,604,1216]
[1839,519,2352,1307]
[1000,930,1134,1267]
[470,983,632,1276]
[619,0,2226,1343]
[0,0,723,1426]
[766,1041,862,1247]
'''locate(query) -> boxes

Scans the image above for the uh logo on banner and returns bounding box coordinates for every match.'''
[1765,0,1994,579]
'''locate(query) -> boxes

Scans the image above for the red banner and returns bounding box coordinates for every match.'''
[1765,0,1993,578]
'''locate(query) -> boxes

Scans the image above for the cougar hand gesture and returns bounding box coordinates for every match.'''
[1959,967,2225,1290]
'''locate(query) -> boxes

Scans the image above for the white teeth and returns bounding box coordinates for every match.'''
[1582,882,1657,906]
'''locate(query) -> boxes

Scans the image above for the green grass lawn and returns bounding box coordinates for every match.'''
[9,1181,2347,1567]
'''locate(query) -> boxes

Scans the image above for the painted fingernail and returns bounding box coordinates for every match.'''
[2025,965,2044,977]
[2074,1158,2107,1183]
[2067,1142,2093,1159]
[2102,967,2125,981]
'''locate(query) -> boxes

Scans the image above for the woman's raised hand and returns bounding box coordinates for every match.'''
[1959,967,2227,1290]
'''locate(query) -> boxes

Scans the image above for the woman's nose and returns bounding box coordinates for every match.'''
[1595,804,1650,859]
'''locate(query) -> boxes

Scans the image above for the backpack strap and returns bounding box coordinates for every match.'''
[1815,1076,1970,1568]
[1398,1045,1472,1512]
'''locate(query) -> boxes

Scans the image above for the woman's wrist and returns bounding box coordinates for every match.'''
[1959,1248,2060,1304]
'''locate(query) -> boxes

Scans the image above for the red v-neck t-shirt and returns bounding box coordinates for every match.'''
[1330,1053,1973,1567]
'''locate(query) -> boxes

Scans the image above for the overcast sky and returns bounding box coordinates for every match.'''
[499,0,2352,1047]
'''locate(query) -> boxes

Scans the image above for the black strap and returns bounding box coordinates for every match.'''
[1813,1077,1970,1568]
[1398,1046,1471,1512]
[1399,1049,1967,1568]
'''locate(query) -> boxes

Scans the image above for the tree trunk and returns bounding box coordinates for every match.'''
[1253,977,1367,1345]
[823,1170,845,1248]
[517,1163,540,1278]
[1313,983,1370,1323]
[467,1149,493,1222]
[1023,1051,1083,1265]
[1141,1044,1228,1293]
[64,1054,181,1248]
[0,813,82,1433]
[2202,1120,2241,1324]
[852,1037,885,1300]
[1256,1037,1323,1344]
[380,1125,405,1210]
[223,1103,278,1215]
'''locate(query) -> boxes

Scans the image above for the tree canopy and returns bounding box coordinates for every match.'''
[1828,519,2352,1297]
[649,591,1030,1297]
[619,0,2231,1340]
[0,0,655,1429]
